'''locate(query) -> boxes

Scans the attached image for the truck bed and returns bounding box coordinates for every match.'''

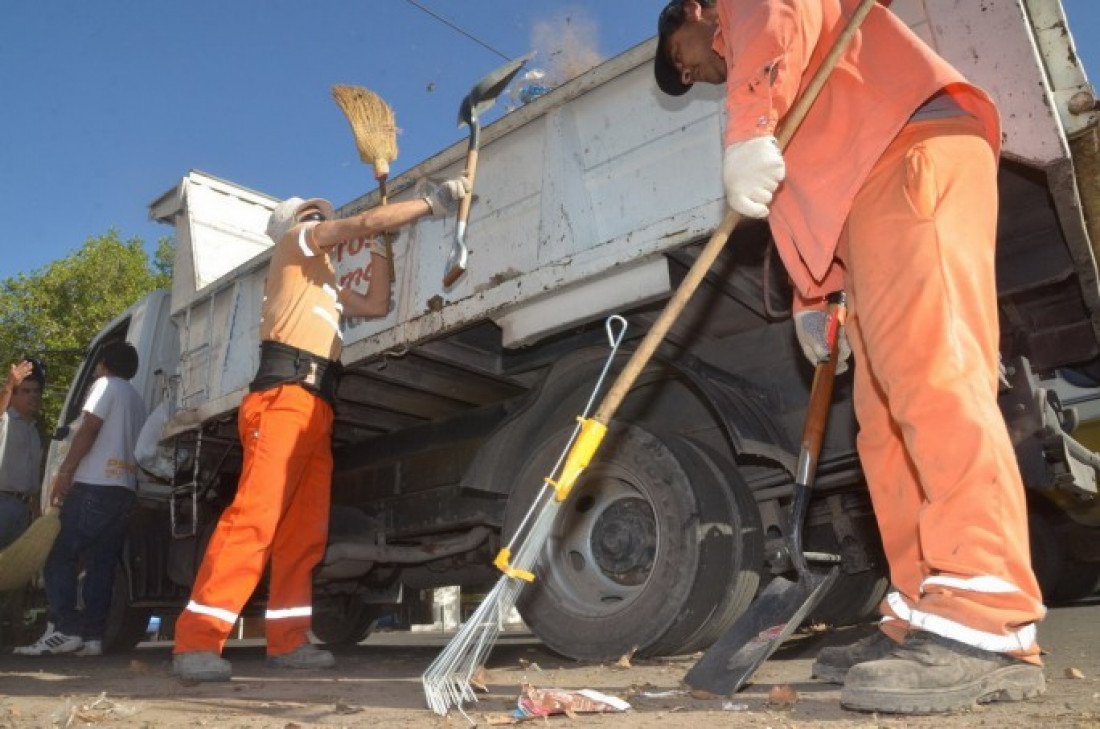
[154,0,1099,449]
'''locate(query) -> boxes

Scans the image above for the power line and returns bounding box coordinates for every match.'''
[401,0,512,61]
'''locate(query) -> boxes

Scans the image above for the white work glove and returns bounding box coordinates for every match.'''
[794,308,852,375]
[424,176,472,217]
[722,135,786,219]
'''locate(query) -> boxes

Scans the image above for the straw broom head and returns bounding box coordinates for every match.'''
[0,508,60,591]
[332,84,398,180]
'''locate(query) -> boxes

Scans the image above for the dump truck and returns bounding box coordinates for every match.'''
[41,0,1100,657]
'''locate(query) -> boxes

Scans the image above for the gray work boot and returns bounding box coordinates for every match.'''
[173,651,232,682]
[841,631,1045,714]
[267,643,335,670]
[811,628,901,684]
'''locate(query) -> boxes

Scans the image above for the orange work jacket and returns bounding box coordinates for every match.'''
[713,0,1000,300]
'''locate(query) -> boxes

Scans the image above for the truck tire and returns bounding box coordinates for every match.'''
[643,437,763,656]
[504,422,761,661]
[103,568,153,653]
[805,502,889,627]
[1028,505,1065,603]
[311,596,378,645]
[1051,560,1100,603]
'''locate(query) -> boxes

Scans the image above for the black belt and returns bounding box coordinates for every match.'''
[250,341,342,406]
[0,491,33,505]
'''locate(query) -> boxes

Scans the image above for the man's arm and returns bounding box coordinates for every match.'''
[718,0,823,145]
[312,198,433,253]
[308,177,470,255]
[339,246,394,319]
[50,412,104,504]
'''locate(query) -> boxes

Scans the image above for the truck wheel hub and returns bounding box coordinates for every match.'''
[590,497,656,586]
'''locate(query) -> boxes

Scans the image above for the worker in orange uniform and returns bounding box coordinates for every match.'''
[173,177,470,682]
[654,0,1045,714]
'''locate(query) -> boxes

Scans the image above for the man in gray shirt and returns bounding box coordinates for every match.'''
[0,359,45,549]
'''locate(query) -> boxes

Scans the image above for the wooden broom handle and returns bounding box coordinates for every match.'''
[379,178,396,282]
[593,0,876,425]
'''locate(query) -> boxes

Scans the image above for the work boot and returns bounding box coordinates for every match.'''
[811,628,901,684]
[841,631,1045,714]
[267,643,335,670]
[173,651,232,682]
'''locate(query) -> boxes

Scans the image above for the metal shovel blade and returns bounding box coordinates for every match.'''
[684,564,839,696]
[444,55,529,288]
[442,230,468,288]
[458,54,530,129]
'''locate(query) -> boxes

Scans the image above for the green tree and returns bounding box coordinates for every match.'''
[0,229,173,434]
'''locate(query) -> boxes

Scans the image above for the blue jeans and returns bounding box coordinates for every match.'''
[0,492,32,549]
[45,483,135,641]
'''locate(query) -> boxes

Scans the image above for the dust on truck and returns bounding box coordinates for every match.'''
[43,0,1100,656]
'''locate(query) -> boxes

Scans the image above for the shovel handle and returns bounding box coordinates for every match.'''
[456,146,479,234]
[795,293,847,487]
[591,0,876,427]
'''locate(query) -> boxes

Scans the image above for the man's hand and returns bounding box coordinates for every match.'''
[50,470,74,506]
[722,136,786,219]
[794,307,852,375]
[6,360,32,391]
[424,176,472,217]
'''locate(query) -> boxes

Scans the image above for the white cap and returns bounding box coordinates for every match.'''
[265,197,336,242]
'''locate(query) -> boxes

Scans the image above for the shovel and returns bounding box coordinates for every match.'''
[684,293,848,696]
[442,54,529,288]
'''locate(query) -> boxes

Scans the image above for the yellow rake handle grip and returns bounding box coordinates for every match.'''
[493,547,535,582]
[546,418,608,502]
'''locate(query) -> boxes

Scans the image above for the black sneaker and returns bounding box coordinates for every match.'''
[841,631,1045,714]
[811,628,901,684]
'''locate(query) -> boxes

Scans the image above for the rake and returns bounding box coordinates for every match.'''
[421,316,627,719]
[332,83,399,280]
[421,0,876,716]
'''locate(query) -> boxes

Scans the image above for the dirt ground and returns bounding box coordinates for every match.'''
[0,600,1097,729]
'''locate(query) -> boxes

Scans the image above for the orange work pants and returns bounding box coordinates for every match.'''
[174,384,333,656]
[837,117,1045,662]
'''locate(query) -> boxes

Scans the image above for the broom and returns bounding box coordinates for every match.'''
[332,84,399,281]
[0,508,60,591]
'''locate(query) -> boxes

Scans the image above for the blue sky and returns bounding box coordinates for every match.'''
[1,1,1097,282]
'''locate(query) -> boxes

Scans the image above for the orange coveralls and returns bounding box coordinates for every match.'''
[174,221,340,657]
[713,0,1044,660]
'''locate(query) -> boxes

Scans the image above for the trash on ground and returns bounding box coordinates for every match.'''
[766,683,799,707]
[688,687,723,700]
[515,683,630,719]
[722,701,750,711]
[470,665,492,692]
[611,646,638,670]
[640,689,686,698]
[49,692,140,727]
[332,701,362,715]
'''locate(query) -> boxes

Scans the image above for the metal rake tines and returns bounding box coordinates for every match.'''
[420,431,599,716]
[422,577,527,716]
